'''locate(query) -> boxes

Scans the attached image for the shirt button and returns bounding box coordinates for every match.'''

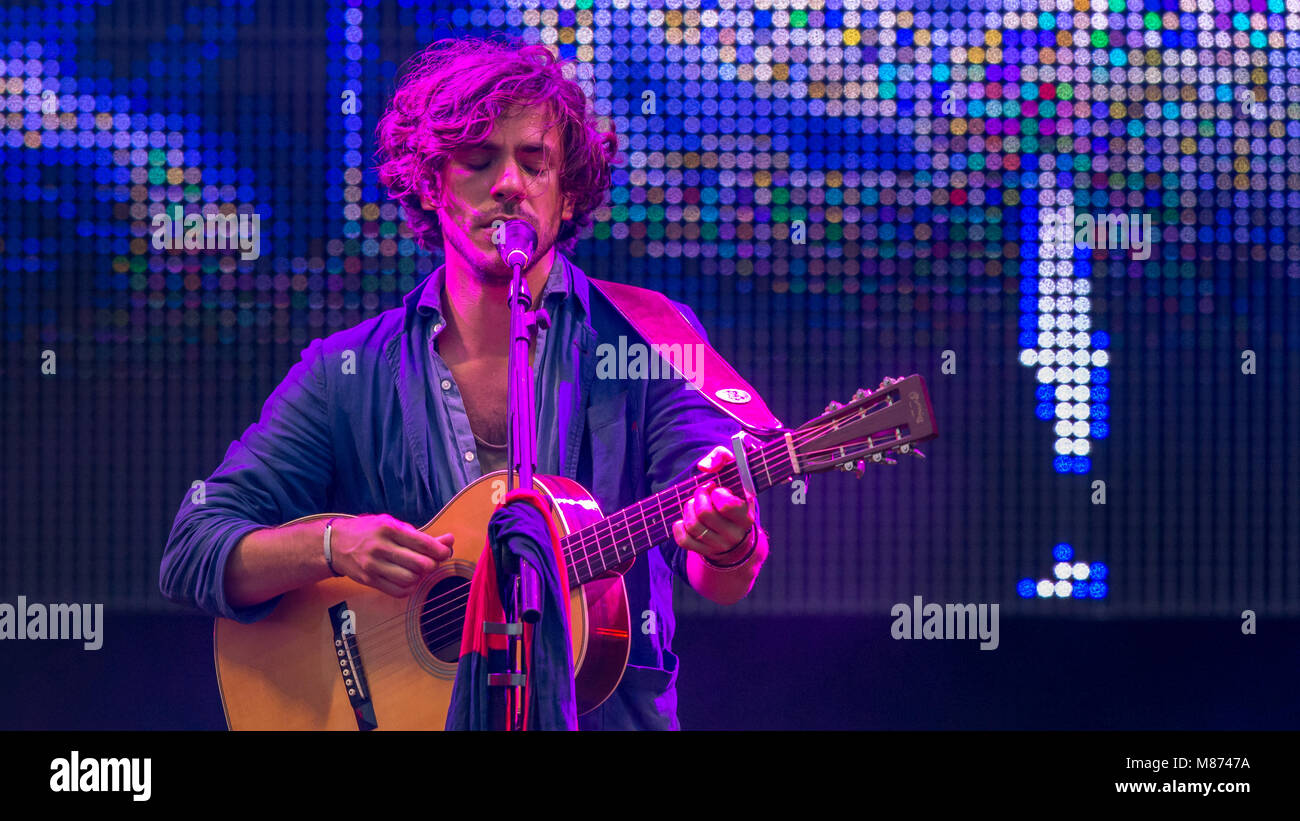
[464,451,475,462]
[440,379,451,391]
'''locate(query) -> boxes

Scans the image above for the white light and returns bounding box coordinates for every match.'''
[1071,420,1091,437]
[1091,350,1110,367]
[1019,349,1039,366]
[1055,297,1075,313]
[1055,385,1073,401]
[1072,402,1090,419]
[1072,438,1091,455]
[1039,278,1057,294]
[1055,402,1074,419]
[1036,367,1057,383]
[1054,437,1074,454]
[1055,420,1074,436]
[1038,332,1057,349]
[1038,296,1055,313]
[1075,315,1092,331]
[1073,366,1091,382]
[1056,368,1076,384]
[1073,331,1091,348]
[1074,386,1092,401]
[1072,562,1091,580]
[1037,580,1055,598]
[1039,349,1057,365]
[1055,312,1075,329]
[1038,314,1056,330]
[1054,561,1073,580]
[1074,297,1092,313]
[1055,580,1074,597]
[1075,279,1091,295]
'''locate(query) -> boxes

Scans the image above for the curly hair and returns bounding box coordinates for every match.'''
[375,36,619,254]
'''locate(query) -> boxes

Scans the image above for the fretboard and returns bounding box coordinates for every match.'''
[560,436,794,587]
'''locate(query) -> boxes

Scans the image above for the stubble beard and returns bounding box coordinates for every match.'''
[447,218,559,287]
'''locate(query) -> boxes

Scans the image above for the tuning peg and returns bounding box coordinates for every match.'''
[869,452,899,466]
[852,387,870,402]
[899,444,926,459]
[823,400,843,414]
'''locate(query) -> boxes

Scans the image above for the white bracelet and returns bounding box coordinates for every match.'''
[323,518,341,576]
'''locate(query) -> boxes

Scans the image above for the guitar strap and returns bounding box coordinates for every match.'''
[587,277,785,436]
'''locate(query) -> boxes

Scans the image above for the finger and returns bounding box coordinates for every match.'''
[388,522,454,561]
[672,519,712,556]
[707,486,754,529]
[696,445,734,473]
[367,559,422,592]
[354,569,412,599]
[692,487,746,549]
[371,542,437,577]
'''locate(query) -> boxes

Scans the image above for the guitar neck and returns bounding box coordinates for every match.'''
[560,437,792,588]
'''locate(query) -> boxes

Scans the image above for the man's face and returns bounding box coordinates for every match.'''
[428,104,574,282]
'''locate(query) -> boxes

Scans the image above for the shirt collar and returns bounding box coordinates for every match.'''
[404,250,591,333]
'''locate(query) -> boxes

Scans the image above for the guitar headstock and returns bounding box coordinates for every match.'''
[789,375,938,476]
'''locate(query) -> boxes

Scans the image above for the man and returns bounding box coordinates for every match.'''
[160,37,771,730]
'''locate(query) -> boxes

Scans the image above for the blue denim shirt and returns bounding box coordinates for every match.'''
[160,251,743,730]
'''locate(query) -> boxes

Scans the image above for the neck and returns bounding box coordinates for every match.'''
[440,246,555,356]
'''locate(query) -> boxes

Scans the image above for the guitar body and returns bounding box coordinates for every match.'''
[214,472,631,730]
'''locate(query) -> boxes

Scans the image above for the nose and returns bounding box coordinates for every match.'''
[490,159,529,205]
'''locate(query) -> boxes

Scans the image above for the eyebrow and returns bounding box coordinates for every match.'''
[464,141,549,155]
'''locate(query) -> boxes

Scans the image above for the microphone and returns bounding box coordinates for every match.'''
[495,218,538,270]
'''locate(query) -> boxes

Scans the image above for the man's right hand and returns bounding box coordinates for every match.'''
[328,514,454,598]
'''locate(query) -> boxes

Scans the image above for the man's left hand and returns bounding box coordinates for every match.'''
[671,445,759,562]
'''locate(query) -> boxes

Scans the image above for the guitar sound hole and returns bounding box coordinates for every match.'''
[421,576,471,663]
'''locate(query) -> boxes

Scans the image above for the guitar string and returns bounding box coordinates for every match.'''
[332,432,870,664]
[243,439,873,673]
[261,420,885,669]
[299,427,869,667]
[333,469,748,664]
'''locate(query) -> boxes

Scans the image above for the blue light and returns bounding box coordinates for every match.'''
[1091,421,1110,439]
[1053,543,1074,561]
[1018,578,1036,598]
[1072,582,1089,598]
[1036,402,1055,420]
[1089,562,1108,581]
[1088,582,1108,599]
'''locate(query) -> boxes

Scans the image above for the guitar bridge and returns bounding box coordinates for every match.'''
[329,602,378,731]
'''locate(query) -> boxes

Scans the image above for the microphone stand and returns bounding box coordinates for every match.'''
[495,220,547,730]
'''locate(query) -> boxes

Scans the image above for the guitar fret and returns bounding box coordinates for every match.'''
[561,453,783,587]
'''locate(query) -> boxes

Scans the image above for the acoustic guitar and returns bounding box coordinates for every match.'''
[214,375,937,729]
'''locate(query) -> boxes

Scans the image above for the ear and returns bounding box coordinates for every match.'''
[561,194,574,222]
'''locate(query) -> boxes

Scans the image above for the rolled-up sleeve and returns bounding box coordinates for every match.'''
[640,304,745,585]
[159,337,334,622]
